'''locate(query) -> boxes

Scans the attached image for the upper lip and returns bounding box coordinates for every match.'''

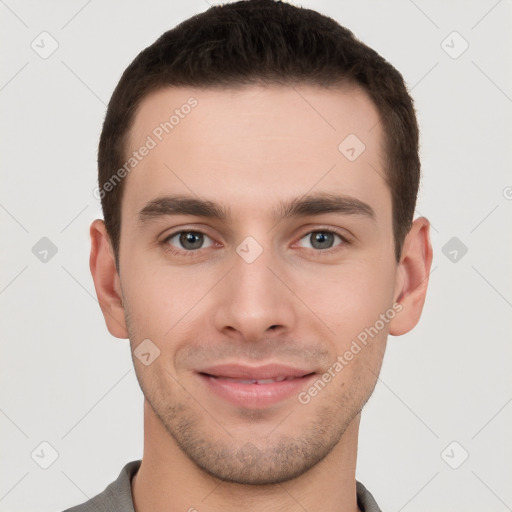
[198,364,314,380]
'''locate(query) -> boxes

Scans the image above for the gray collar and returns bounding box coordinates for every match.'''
[63,460,383,512]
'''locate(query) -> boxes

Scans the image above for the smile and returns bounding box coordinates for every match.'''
[196,364,316,408]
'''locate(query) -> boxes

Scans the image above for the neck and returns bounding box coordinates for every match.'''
[132,401,362,512]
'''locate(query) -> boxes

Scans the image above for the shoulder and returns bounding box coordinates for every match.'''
[356,480,383,512]
[61,460,141,512]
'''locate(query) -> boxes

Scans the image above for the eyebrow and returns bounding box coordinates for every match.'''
[137,192,376,226]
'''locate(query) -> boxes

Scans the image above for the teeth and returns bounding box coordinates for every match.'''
[215,376,296,384]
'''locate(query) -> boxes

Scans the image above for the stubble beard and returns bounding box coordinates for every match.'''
[137,368,371,485]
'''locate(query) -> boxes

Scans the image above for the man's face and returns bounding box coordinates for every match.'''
[117,84,401,484]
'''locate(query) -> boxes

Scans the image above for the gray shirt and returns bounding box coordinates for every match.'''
[62,460,383,512]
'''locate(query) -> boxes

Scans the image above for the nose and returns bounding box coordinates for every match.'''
[213,242,297,343]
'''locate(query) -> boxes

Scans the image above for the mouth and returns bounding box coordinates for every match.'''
[202,375,306,384]
[196,364,316,408]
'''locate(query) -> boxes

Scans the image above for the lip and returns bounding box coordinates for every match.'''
[198,363,313,380]
[197,364,316,408]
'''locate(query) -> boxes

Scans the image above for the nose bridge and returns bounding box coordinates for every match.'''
[213,236,296,339]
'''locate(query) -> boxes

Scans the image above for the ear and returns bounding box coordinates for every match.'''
[389,217,433,336]
[89,219,128,338]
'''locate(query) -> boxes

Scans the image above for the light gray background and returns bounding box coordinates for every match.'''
[1,1,511,511]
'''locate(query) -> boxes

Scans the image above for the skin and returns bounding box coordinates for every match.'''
[90,84,432,512]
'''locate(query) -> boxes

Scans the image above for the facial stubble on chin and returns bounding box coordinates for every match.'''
[133,362,374,486]
[123,298,381,485]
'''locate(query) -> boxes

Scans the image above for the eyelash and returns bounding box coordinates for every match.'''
[160,228,350,258]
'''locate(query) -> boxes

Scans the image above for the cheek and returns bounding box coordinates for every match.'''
[300,261,396,340]
[122,259,214,341]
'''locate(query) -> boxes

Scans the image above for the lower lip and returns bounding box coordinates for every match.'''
[198,373,316,408]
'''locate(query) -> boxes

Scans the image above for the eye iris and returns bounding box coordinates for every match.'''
[174,232,337,251]
[180,232,203,250]
[311,231,334,249]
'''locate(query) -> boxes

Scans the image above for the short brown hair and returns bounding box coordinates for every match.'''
[98,0,420,268]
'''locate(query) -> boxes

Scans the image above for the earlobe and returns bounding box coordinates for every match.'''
[389,217,433,336]
[89,219,129,339]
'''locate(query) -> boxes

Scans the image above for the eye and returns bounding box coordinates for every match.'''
[162,230,215,253]
[297,230,346,251]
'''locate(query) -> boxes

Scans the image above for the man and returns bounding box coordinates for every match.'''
[65,0,432,510]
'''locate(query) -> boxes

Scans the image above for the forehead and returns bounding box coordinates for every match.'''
[122,84,388,225]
